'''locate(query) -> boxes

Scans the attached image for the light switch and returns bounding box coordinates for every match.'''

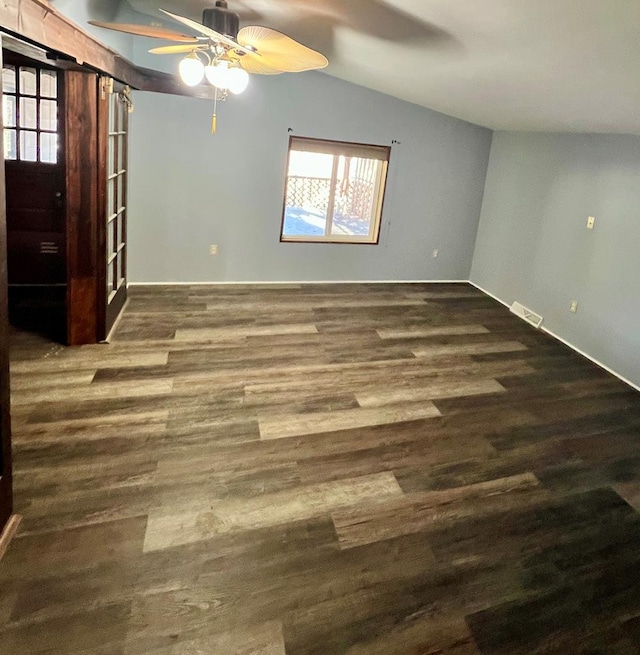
[586,216,595,230]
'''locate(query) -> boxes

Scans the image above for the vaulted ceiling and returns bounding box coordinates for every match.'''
[62,0,640,134]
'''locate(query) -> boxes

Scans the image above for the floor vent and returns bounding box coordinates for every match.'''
[510,301,543,328]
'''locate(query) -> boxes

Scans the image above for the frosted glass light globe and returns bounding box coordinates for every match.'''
[205,60,230,89]
[227,67,249,94]
[179,55,205,87]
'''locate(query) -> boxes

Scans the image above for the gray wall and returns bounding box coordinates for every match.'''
[127,72,491,282]
[471,131,640,388]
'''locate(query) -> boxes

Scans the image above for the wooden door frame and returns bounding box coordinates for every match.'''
[0,38,14,537]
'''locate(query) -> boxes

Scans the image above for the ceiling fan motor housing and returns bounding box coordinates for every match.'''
[202,1,240,39]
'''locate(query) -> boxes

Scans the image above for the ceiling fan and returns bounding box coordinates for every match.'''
[89,1,328,131]
[89,1,328,82]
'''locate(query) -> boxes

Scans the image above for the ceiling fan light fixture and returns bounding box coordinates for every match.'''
[179,52,205,86]
[89,2,328,133]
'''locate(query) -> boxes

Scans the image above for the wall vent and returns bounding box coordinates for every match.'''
[40,241,59,255]
[510,301,543,328]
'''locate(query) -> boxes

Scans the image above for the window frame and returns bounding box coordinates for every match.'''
[279,135,391,245]
[2,62,61,165]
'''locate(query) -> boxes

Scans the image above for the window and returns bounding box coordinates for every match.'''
[2,64,59,164]
[281,136,390,244]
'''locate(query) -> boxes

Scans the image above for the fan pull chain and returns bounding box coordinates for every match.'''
[212,92,218,134]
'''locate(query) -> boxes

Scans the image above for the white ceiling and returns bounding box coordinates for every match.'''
[124,0,640,133]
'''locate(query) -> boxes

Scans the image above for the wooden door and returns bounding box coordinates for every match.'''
[103,80,129,337]
[3,57,65,284]
[3,55,66,340]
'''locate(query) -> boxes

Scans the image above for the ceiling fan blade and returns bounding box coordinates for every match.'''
[149,43,205,55]
[235,53,284,76]
[88,21,200,43]
[159,9,256,56]
[237,26,328,73]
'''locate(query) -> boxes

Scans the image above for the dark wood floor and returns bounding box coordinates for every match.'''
[2,282,640,654]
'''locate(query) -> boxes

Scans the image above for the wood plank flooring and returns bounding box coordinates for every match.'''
[2,282,640,654]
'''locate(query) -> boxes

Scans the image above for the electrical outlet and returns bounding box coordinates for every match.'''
[432,249,439,258]
[586,216,595,230]
[570,301,578,313]
[209,244,218,256]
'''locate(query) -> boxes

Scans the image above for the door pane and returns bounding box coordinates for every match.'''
[119,252,126,284]
[107,219,115,256]
[118,214,126,249]
[108,136,115,175]
[117,173,124,211]
[40,133,58,164]
[117,134,126,171]
[109,94,117,133]
[19,97,37,129]
[107,260,114,292]
[4,129,16,160]
[114,215,120,251]
[40,70,57,98]
[19,67,37,96]
[19,131,37,161]
[2,65,16,93]
[39,99,57,131]
[107,179,115,217]
[3,95,16,127]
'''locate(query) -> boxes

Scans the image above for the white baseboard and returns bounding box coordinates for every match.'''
[539,326,640,393]
[102,298,129,344]
[128,279,470,286]
[469,281,640,394]
[468,281,511,309]
[0,515,21,561]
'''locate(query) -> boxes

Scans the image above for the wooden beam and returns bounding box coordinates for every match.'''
[134,64,217,99]
[2,34,86,72]
[0,0,215,99]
